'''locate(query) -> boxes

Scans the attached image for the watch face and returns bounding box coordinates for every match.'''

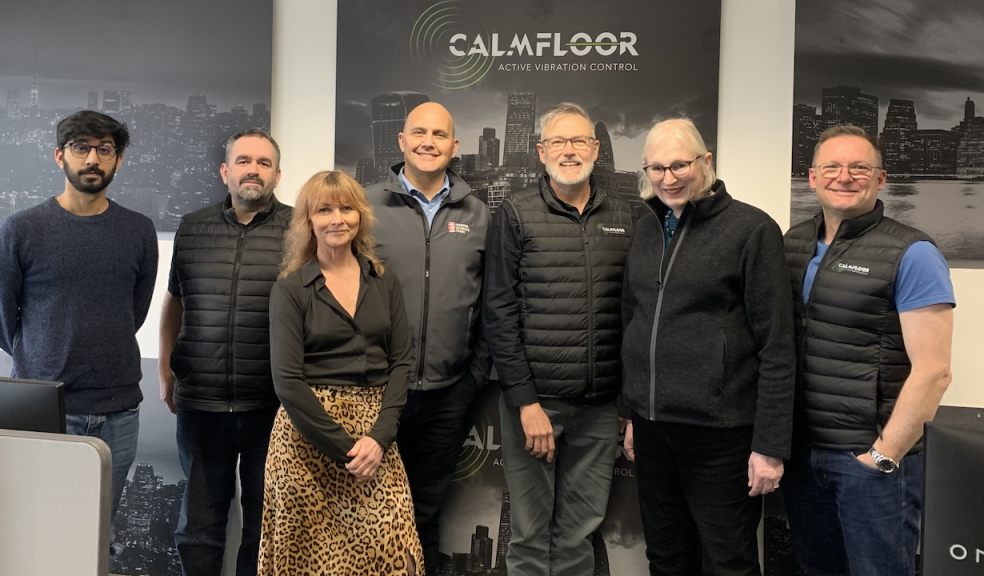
[876,459,898,473]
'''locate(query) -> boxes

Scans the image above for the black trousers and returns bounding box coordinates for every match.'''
[398,372,481,574]
[174,406,277,576]
[632,416,762,576]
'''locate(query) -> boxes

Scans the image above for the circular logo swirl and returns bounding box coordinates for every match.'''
[410,0,495,90]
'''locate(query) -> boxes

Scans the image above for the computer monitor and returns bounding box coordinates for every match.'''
[0,377,66,433]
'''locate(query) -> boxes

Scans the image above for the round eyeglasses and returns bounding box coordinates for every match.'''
[65,141,118,161]
[643,155,702,180]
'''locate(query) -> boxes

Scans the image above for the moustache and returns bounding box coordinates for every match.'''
[240,176,265,186]
[79,167,105,177]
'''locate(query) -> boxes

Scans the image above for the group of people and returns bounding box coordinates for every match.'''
[0,103,954,576]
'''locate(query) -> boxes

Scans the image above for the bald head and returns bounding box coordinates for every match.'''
[399,102,460,188]
[404,102,455,137]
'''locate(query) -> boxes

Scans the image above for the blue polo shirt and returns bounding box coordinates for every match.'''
[802,240,955,311]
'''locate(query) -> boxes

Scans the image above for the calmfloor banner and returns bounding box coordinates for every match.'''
[336,3,721,572]
[336,0,721,215]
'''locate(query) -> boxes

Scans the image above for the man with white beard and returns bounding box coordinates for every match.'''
[484,102,633,576]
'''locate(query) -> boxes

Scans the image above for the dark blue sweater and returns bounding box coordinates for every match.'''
[0,197,158,413]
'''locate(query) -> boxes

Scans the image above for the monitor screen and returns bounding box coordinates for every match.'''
[0,377,66,433]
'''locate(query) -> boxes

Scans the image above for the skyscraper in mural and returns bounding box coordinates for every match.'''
[503,92,536,168]
[792,104,822,176]
[595,121,615,171]
[957,96,984,176]
[494,490,511,571]
[471,525,493,571]
[371,91,430,181]
[880,99,917,174]
[479,127,501,171]
[821,85,878,138]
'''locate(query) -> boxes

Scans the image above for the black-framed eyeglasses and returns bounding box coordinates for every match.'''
[813,162,882,180]
[643,155,702,180]
[539,136,598,152]
[65,141,118,161]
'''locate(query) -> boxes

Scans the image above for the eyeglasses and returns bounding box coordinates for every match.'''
[814,163,881,180]
[643,155,702,180]
[539,136,597,152]
[65,141,118,161]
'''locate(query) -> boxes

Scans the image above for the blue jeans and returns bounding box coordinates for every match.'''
[499,396,619,576]
[175,407,277,576]
[65,407,141,528]
[783,447,923,576]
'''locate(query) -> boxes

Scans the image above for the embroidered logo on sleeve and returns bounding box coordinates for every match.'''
[448,221,471,234]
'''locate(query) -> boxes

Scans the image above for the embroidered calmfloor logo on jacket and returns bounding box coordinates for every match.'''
[598,224,627,235]
[835,261,871,275]
[448,221,470,234]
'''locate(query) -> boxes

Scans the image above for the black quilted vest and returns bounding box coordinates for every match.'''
[784,201,929,450]
[504,176,633,403]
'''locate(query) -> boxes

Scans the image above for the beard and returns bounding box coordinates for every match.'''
[231,176,276,211]
[545,158,594,186]
[64,164,115,195]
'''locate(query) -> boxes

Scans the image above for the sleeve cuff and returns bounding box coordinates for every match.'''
[502,382,539,409]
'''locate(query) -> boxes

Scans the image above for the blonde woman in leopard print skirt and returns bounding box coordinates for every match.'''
[258,171,423,575]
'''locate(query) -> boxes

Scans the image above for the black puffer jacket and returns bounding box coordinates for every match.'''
[784,201,929,451]
[168,196,291,412]
[484,175,633,408]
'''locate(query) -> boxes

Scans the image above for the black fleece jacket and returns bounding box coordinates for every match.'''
[620,181,795,458]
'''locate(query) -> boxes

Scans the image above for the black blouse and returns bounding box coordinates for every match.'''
[268,257,410,463]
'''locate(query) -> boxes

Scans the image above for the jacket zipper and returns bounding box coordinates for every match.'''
[227,228,247,411]
[647,206,689,421]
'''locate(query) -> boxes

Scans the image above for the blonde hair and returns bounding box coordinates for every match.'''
[280,170,382,278]
[638,118,715,201]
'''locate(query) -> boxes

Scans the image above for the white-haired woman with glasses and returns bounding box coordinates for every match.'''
[619,118,795,575]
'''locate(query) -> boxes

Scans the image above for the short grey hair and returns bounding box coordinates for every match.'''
[539,102,594,135]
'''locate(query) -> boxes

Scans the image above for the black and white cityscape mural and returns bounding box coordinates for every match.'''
[0,0,272,233]
[1,1,272,574]
[790,0,984,268]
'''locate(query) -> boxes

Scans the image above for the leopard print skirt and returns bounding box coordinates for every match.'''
[258,385,424,575]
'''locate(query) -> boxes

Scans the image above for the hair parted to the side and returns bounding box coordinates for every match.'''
[812,124,882,165]
[279,170,382,278]
[538,102,595,134]
[56,110,130,153]
[638,117,715,201]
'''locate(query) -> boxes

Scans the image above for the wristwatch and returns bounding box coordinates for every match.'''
[868,447,899,473]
